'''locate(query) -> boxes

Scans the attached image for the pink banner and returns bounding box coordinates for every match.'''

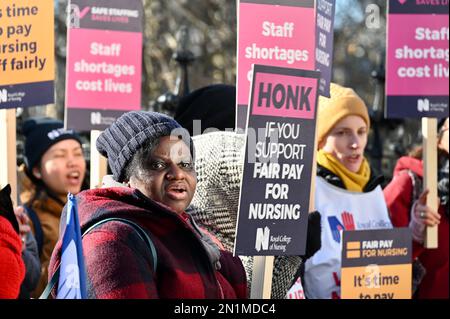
[237,3,315,107]
[251,73,317,119]
[66,28,142,110]
[387,14,448,96]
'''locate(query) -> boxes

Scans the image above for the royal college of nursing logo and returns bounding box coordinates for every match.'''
[417,99,430,112]
[327,211,356,244]
[255,226,270,252]
[0,89,8,103]
[91,112,102,125]
[417,98,447,114]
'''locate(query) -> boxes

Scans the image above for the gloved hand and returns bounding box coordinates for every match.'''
[303,211,321,261]
[0,184,19,234]
[290,211,322,290]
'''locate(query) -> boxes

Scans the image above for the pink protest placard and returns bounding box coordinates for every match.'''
[236,0,316,129]
[386,1,448,118]
[65,0,143,131]
[66,28,142,110]
[251,73,317,120]
[387,15,448,96]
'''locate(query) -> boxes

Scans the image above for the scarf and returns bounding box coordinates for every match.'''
[317,149,371,192]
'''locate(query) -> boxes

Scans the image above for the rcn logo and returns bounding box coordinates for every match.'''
[255,226,270,252]
[0,89,8,104]
[417,99,430,112]
[327,211,355,244]
[91,112,102,125]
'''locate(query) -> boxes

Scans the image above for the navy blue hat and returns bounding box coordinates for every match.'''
[22,118,83,172]
[96,111,193,182]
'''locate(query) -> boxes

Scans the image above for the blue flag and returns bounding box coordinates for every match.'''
[57,193,87,299]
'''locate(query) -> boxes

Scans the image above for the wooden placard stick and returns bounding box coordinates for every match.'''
[250,255,275,299]
[309,115,319,216]
[422,117,438,249]
[0,109,18,205]
[90,130,108,189]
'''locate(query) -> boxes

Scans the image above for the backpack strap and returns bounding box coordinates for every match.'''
[83,217,157,273]
[40,217,157,299]
[24,205,44,258]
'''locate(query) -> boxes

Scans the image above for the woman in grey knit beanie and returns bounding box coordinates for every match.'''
[48,111,248,299]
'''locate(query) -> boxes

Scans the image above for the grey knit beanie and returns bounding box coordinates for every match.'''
[96,111,193,182]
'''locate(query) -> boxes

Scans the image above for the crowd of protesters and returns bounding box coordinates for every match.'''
[0,82,448,299]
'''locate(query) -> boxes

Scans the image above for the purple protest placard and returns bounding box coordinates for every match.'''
[65,0,143,131]
[236,0,316,130]
[386,0,449,118]
[234,65,320,256]
[315,0,336,98]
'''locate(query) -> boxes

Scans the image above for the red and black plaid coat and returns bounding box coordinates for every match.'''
[48,187,247,299]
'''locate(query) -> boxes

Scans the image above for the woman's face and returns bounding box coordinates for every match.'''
[438,117,449,154]
[130,136,197,214]
[33,139,86,198]
[320,115,368,173]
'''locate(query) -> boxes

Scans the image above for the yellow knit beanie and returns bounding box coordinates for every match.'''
[317,83,370,146]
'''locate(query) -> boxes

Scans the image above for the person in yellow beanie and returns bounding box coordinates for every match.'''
[316,83,372,191]
[303,83,393,299]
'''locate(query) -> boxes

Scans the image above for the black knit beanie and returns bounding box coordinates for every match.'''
[174,84,236,136]
[22,117,82,172]
[96,111,193,182]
